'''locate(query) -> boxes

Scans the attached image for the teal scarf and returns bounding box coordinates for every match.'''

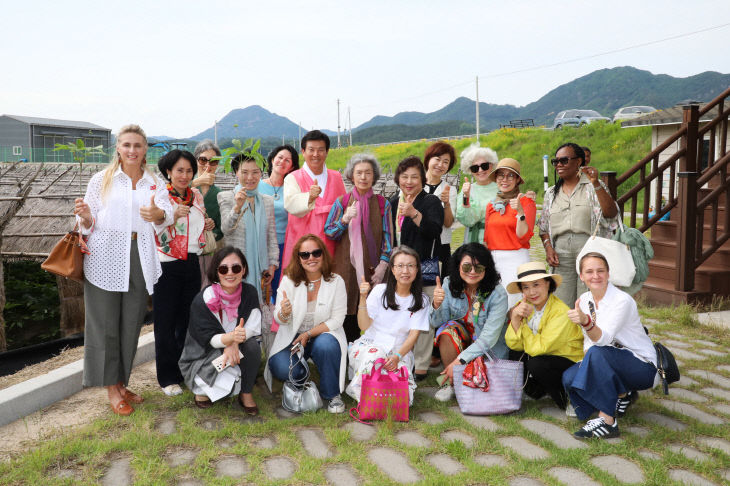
[235,183,268,303]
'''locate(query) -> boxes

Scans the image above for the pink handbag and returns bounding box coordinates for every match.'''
[350,358,409,424]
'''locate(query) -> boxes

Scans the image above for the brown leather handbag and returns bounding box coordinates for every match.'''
[41,224,88,282]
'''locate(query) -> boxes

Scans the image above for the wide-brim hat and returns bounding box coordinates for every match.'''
[487,158,524,185]
[506,261,562,294]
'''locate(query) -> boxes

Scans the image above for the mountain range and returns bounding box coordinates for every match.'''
[183,66,730,144]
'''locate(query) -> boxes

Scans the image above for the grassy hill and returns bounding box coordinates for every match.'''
[325,121,652,202]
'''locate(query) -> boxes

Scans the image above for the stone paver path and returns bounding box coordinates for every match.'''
[297,428,332,458]
[590,455,644,484]
[441,430,474,448]
[638,412,687,431]
[520,419,587,449]
[324,464,361,485]
[155,416,177,436]
[396,430,432,447]
[660,400,724,425]
[461,414,501,431]
[668,469,718,485]
[498,436,550,460]
[474,454,508,467]
[214,456,248,478]
[417,411,445,424]
[668,444,710,462]
[165,448,198,467]
[548,466,601,486]
[669,387,709,402]
[368,447,421,483]
[696,436,730,455]
[687,369,730,389]
[102,456,131,486]
[343,421,376,441]
[509,476,545,486]
[426,453,464,475]
[262,457,296,480]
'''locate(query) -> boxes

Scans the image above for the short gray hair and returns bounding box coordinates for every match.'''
[460,143,498,172]
[344,153,381,183]
[194,139,221,158]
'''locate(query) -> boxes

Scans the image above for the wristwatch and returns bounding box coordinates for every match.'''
[459,358,467,365]
[518,214,526,221]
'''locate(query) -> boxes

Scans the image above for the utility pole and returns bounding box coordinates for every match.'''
[348,106,352,146]
[214,120,218,145]
[475,76,480,143]
[337,99,342,148]
[298,123,302,144]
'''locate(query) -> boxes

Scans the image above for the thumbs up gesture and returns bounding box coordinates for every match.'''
[140,195,163,223]
[567,299,589,327]
[308,179,322,204]
[279,290,292,321]
[231,317,246,343]
[342,200,358,224]
[510,193,524,211]
[440,184,451,205]
[432,276,445,310]
[398,193,416,218]
[359,274,371,298]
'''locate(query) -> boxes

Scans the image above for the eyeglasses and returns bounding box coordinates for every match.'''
[461,263,486,274]
[198,157,219,167]
[551,156,579,167]
[495,172,517,180]
[393,263,418,271]
[298,249,324,260]
[469,162,491,173]
[218,264,243,275]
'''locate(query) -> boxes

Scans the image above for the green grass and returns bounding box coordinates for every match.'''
[325,122,652,204]
[2,297,728,485]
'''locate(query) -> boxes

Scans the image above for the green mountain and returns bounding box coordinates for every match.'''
[355,67,730,132]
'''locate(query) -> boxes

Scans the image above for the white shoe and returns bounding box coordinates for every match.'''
[566,402,577,417]
[327,394,346,414]
[162,384,183,396]
[434,385,454,402]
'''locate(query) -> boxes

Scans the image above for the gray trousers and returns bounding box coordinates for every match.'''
[83,244,148,387]
[414,284,436,372]
[551,233,590,306]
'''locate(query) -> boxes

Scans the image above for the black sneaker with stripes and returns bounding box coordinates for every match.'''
[615,390,638,417]
[574,417,620,439]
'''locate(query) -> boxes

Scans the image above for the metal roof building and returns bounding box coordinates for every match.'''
[0,115,111,163]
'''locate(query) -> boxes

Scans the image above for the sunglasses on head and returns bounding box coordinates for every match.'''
[461,263,486,274]
[218,264,243,275]
[469,162,491,173]
[551,156,580,167]
[298,248,323,260]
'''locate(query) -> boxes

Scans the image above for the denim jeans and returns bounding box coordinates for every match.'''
[268,332,341,399]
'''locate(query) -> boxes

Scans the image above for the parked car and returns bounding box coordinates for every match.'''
[552,110,610,129]
[612,106,657,123]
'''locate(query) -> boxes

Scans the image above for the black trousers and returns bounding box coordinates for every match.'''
[437,242,452,279]
[509,349,574,409]
[153,254,201,387]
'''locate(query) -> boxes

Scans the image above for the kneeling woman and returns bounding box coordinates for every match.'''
[265,234,348,414]
[429,243,509,402]
[505,262,584,409]
[563,252,657,439]
[179,247,262,413]
[346,246,430,405]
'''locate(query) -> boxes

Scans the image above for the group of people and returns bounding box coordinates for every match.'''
[73,125,657,439]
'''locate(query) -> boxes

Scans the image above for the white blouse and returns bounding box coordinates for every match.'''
[79,167,173,294]
[363,284,430,352]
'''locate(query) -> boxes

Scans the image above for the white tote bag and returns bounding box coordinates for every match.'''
[575,214,636,287]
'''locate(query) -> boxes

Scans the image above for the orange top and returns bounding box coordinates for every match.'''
[484,196,536,250]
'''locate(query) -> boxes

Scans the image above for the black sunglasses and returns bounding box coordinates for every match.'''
[298,249,324,260]
[551,156,580,167]
[218,263,243,275]
[461,263,486,274]
[469,162,491,173]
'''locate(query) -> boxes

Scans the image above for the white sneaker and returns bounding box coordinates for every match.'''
[565,402,577,417]
[162,384,183,396]
[434,385,455,402]
[327,394,345,414]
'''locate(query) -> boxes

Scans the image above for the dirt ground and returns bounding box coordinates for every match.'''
[0,335,158,463]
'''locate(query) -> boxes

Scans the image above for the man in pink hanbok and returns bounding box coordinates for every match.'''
[282,130,346,270]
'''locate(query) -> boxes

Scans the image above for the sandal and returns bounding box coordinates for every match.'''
[110,399,134,416]
[121,389,144,404]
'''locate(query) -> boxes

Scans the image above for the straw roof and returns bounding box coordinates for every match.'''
[0,162,449,262]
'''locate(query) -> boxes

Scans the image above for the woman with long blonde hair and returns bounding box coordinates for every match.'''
[74,124,173,415]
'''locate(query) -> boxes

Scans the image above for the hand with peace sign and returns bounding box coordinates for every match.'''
[432,276,445,310]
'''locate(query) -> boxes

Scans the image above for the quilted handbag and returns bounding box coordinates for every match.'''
[654,342,680,394]
[350,358,409,423]
[281,351,323,413]
[41,223,89,282]
[453,347,523,415]
[576,210,636,287]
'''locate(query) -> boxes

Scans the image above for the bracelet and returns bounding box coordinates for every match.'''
[394,352,402,360]
[584,323,595,332]
[542,239,550,247]
[279,311,291,321]
[581,315,592,328]
[358,305,367,310]
[593,183,602,190]
[306,330,312,338]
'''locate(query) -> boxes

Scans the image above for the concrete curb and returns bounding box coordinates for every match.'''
[0,332,155,427]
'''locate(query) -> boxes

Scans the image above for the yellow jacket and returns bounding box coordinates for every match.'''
[505,294,584,362]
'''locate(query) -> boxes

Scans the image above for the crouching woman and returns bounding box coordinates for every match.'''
[179,246,262,414]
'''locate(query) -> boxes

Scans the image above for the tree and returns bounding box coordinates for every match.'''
[53,139,106,196]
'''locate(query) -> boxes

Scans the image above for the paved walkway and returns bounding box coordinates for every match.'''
[2,315,729,485]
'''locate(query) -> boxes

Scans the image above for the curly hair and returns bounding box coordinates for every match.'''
[447,243,500,298]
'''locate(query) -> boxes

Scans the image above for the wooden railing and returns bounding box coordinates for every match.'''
[604,86,730,292]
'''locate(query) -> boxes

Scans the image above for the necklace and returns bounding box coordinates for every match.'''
[267,177,283,200]
[307,278,321,292]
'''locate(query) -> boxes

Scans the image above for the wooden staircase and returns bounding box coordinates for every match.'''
[604,86,730,305]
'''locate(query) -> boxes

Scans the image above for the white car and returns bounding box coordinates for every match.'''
[612,106,657,123]
[552,110,610,129]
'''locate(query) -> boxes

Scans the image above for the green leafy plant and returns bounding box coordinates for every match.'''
[53,139,106,195]
[216,138,267,174]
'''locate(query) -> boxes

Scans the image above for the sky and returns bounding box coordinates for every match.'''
[2,0,729,139]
